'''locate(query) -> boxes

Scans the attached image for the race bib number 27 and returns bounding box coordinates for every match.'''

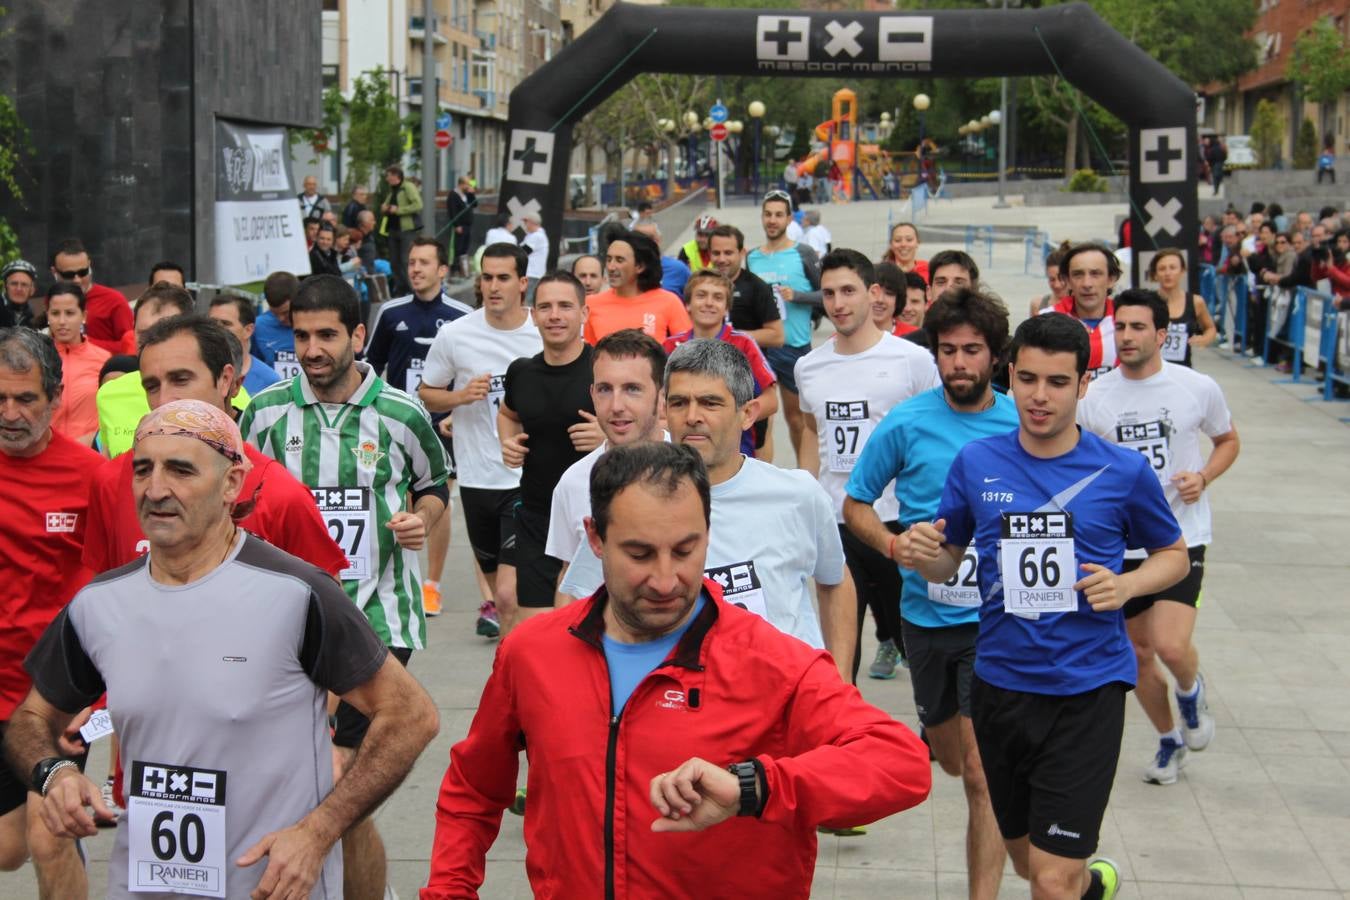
[127,761,227,897]
[313,486,374,581]
[998,512,1077,615]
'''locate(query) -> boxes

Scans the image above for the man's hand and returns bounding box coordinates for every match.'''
[778,285,796,302]
[502,432,530,468]
[568,411,604,453]
[40,769,114,838]
[459,374,492,404]
[1073,563,1131,612]
[1171,471,1205,505]
[387,511,427,550]
[59,707,94,757]
[900,519,946,568]
[436,416,453,440]
[649,757,741,833]
[237,820,333,900]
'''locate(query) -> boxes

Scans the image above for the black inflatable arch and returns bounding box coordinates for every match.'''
[500,2,1198,291]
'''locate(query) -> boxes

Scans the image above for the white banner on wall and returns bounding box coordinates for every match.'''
[214,120,311,284]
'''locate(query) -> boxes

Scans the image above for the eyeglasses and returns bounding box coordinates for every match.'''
[762,190,793,207]
[56,267,90,279]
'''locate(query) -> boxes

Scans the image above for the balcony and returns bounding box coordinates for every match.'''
[410,15,449,44]
[473,30,497,56]
[472,88,496,109]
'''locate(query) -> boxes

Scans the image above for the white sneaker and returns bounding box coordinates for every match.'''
[1176,673,1216,751]
[1143,737,1187,785]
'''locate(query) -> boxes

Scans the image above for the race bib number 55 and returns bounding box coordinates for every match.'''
[998,512,1077,615]
[128,762,227,897]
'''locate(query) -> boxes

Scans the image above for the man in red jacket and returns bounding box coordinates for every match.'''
[48,239,132,354]
[422,442,931,900]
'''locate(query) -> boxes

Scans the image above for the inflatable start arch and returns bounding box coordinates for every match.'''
[499,2,1198,291]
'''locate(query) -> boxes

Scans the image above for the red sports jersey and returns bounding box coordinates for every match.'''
[0,431,105,718]
[1048,296,1118,378]
[663,325,777,392]
[83,442,348,577]
[891,320,920,338]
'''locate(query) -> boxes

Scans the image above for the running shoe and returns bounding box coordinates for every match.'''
[476,601,501,639]
[868,639,900,679]
[97,778,123,827]
[1176,672,1215,751]
[422,581,443,617]
[1087,857,1121,900]
[509,787,527,816]
[817,824,867,837]
[1142,736,1187,785]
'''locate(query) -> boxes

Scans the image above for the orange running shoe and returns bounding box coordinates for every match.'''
[422,580,443,617]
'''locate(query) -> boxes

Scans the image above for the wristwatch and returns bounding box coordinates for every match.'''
[727,760,765,817]
[31,757,78,796]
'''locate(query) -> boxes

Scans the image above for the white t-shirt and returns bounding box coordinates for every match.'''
[786,220,804,242]
[795,332,938,523]
[802,224,832,257]
[483,227,517,248]
[561,457,845,649]
[1078,361,1232,551]
[420,308,542,489]
[523,229,549,279]
[545,433,671,564]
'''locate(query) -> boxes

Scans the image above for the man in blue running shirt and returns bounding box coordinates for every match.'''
[844,287,1017,900]
[907,313,1188,900]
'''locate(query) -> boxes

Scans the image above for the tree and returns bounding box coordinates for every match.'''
[345,71,404,191]
[1294,118,1319,169]
[289,86,345,171]
[0,6,29,262]
[1249,99,1282,168]
[1288,18,1350,106]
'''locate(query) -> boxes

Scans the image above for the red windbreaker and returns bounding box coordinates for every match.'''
[1047,296,1117,378]
[422,580,931,900]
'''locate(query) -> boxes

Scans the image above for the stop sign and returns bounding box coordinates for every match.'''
[435,129,452,149]
[710,123,728,142]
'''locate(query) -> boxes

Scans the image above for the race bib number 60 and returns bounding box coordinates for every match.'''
[128,761,227,897]
[998,512,1077,615]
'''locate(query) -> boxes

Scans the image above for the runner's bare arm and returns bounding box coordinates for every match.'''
[841,496,895,561]
[798,413,820,478]
[816,570,857,682]
[745,319,784,349]
[4,689,113,838]
[908,519,964,584]
[498,400,528,467]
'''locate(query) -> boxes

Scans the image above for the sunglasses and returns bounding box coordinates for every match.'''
[56,267,91,279]
[762,190,793,207]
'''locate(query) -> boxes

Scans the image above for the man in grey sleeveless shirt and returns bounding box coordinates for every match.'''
[4,399,438,899]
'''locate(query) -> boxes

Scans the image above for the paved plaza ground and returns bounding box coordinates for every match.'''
[10,193,1350,899]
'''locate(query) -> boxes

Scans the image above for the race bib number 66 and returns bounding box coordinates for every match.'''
[998,512,1077,615]
[128,761,227,897]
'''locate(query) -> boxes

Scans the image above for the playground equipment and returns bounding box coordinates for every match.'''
[789,88,900,202]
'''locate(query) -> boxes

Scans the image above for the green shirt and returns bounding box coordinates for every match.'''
[239,365,449,648]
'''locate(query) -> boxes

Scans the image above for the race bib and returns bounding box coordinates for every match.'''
[405,357,425,394]
[1161,323,1189,362]
[706,560,768,621]
[313,487,374,581]
[273,351,303,381]
[998,512,1077,615]
[127,762,227,897]
[824,400,874,473]
[1116,420,1170,474]
[928,548,981,607]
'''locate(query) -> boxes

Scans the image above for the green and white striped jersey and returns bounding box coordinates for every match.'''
[239,364,450,649]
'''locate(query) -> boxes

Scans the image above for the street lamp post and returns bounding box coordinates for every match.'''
[914,93,931,191]
[749,100,766,198]
[683,110,699,179]
[991,108,1007,207]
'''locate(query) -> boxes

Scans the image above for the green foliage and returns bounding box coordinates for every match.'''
[1293,118,1319,169]
[0,5,29,262]
[1065,169,1108,193]
[1288,19,1350,106]
[1249,99,1282,168]
[346,71,404,189]
[289,86,346,166]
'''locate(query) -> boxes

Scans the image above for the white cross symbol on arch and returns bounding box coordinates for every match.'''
[824,21,864,58]
[1144,197,1183,237]
[507,196,542,231]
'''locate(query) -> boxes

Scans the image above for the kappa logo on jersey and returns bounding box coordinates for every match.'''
[352,439,386,469]
[284,434,303,454]
[45,512,78,533]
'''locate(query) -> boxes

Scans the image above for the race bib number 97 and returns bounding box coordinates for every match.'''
[998,512,1077,615]
[128,762,227,897]
[824,400,873,473]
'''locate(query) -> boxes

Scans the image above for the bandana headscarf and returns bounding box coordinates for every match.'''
[134,399,253,473]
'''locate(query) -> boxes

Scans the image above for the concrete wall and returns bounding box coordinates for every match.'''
[0,0,321,288]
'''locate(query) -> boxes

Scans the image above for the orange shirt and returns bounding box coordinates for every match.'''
[51,339,111,441]
[583,288,692,344]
